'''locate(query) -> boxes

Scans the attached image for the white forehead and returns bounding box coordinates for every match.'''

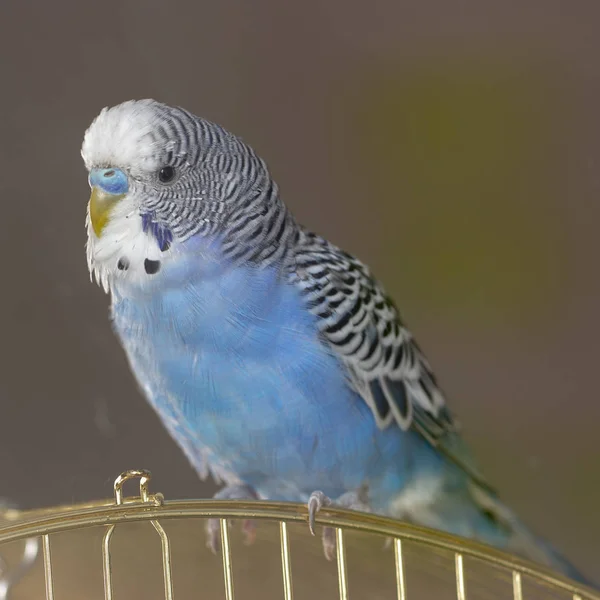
[81,99,167,172]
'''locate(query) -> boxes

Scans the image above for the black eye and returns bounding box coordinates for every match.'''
[158,166,176,184]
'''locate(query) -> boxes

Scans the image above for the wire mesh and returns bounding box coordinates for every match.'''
[0,469,596,600]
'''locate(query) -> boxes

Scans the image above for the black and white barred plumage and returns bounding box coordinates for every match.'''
[287,229,493,491]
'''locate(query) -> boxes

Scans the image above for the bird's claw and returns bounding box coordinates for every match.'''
[321,526,337,561]
[205,484,259,553]
[307,487,370,561]
[308,490,331,536]
[241,518,257,546]
[206,517,223,554]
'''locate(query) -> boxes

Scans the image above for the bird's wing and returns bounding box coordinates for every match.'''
[290,229,494,492]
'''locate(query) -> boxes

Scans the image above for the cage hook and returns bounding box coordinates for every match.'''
[113,469,163,506]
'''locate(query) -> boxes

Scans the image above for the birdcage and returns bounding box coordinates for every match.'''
[0,469,596,600]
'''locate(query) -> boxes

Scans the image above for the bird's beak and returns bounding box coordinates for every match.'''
[89,187,125,237]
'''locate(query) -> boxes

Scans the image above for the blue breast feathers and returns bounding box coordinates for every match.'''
[110,247,445,506]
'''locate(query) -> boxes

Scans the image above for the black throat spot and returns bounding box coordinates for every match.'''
[144,259,161,275]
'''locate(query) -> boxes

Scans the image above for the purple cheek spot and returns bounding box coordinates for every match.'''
[141,213,173,252]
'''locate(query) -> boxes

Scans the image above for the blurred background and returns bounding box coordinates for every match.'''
[0,0,598,580]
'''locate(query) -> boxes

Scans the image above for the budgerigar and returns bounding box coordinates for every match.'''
[82,99,593,586]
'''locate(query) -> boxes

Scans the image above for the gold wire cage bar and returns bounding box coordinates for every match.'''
[0,469,596,600]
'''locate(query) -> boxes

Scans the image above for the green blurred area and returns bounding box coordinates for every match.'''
[347,60,567,328]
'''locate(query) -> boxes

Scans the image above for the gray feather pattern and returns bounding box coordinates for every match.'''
[288,229,493,491]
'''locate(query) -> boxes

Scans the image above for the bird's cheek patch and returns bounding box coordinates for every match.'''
[141,213,173,252]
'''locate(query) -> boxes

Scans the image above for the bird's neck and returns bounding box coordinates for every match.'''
[109,235,306,357]
[109,211,295,300]
[217,186,300,268]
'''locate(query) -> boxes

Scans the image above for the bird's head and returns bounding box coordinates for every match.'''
[81,99,283,293]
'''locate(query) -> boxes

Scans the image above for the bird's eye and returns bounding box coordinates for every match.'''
[158,166,176,184]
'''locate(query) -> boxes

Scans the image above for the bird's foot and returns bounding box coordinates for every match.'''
[307,487,370,561]
[206,484,258,553]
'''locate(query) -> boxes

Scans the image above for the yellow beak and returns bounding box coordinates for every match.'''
[89,187,125,237]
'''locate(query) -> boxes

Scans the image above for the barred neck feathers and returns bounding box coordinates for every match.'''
[219,178,300,267]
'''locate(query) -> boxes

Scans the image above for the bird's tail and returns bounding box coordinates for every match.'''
[467,482,596,589]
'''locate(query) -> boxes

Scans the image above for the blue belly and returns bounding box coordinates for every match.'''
[111,259,445,508]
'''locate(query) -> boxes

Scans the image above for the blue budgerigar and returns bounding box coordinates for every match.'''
[82,99,592,585]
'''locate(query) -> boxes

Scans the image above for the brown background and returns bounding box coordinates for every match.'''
[0,0,598,580]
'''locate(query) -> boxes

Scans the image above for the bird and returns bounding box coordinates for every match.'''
[81,98,593,586]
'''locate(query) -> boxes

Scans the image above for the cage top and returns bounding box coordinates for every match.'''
[0,469,596,600]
